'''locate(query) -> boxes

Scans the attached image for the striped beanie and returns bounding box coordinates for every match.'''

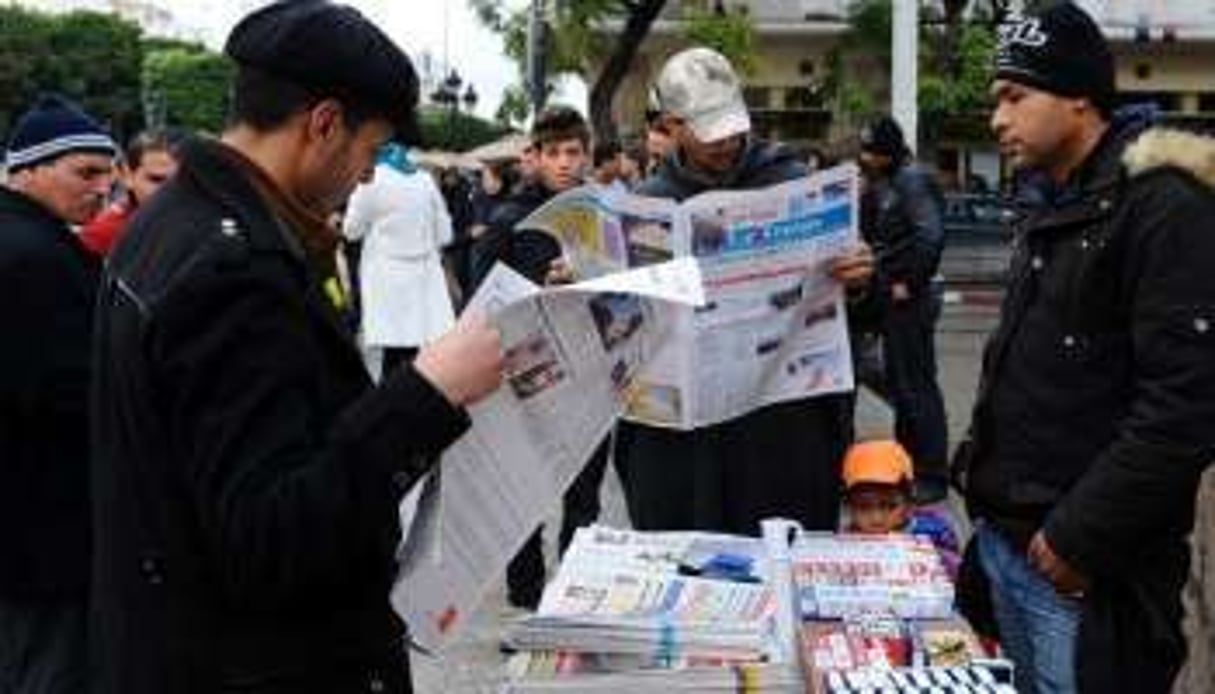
[5,94,117,173]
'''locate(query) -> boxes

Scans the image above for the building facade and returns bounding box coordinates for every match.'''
[593,0,1215,189]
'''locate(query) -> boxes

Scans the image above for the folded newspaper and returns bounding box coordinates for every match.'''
[392,260,705,651]
[792,533,954,619]
[501,525,803,693]
[503,651,803,693]
[503,526,776,660]
[515,166,861,429]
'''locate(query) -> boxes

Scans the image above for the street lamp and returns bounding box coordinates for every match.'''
[462,84,478,114]
[430,69,464,149]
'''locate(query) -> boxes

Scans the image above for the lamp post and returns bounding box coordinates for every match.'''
[443,70,462,149]
[462,84,478,115]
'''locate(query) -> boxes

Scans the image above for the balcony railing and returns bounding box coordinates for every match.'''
[661,0,850,24]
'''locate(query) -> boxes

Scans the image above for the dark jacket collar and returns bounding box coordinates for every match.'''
[642,138,807,200]
[1046,106,1159,204]
[0,184,70,231]
[175,137,305,259]
[1023,109,1158,235]
[175,137,356,340]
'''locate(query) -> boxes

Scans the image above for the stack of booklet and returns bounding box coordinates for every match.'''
[501,525,804,692]
[792,533,955,619]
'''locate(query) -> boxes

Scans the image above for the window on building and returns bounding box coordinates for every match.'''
[786,86,825,110]
[743,87,773,110]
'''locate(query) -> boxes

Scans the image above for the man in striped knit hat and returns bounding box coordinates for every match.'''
[0,93,117,693]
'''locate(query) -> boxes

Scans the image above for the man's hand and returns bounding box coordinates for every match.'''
[1028,531,1090,598]
[890,281,911,303]
[414,311,503,407]
[544,257,576,286]
[828,242,875,290]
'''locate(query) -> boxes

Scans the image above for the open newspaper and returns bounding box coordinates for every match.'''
[391,259,704,651]
[515,165,860,428]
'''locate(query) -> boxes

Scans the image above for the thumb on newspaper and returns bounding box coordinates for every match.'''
[827,242,875,290]
[415,310,503,407]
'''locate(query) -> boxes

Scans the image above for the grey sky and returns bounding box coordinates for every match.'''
[190,0,585,120]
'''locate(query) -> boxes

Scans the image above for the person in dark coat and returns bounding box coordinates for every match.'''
[0,94,117,694]
[954,5,1215,693]
[88,3,503,692]
[616,47,874,536]
[856,115,950,503]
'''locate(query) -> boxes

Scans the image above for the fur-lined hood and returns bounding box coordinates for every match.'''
[1124,128,1215,192]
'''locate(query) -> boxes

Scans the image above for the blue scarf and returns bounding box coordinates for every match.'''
[377,142,416,175]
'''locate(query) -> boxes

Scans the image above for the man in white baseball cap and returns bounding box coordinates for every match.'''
[650,47,753,176]
[618,47,874,538]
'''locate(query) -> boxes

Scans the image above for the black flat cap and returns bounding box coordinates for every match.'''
[225,0,420,144]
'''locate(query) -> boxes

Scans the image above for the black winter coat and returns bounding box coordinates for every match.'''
[468,182,561,287]
[862,162,945,294]
[961,126,1215,692]
[0,186,100,599]
[89,139,470,693]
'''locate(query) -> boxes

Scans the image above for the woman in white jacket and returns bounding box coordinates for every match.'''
[343,144,455,380]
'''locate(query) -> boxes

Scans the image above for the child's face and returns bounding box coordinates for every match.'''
[846,484,913,534]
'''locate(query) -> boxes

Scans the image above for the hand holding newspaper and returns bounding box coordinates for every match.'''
[515,165,861,428]
[393,259,704,651]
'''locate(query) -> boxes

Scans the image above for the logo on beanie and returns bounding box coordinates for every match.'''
[998,15,1049,51]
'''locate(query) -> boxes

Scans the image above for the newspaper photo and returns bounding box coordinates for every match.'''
[392,260,704,651]
[517,165,861,428]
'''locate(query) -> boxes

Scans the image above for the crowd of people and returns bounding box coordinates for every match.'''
[2,1,1214,693]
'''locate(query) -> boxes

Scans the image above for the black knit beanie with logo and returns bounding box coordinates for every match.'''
[995,2,1115,116]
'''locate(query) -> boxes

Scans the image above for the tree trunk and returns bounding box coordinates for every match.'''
[588,0,667,143]
[941,0,969,77]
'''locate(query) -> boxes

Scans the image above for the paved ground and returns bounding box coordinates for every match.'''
[411,300,1002,693]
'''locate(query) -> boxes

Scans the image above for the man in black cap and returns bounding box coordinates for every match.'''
[953,3,1215,692]
[856,114,949,504]
[0,93,116,694]
[89,2,503,692]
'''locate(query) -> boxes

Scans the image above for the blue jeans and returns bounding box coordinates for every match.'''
[976,523,1081,694]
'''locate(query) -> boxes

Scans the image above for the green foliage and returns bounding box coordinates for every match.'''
[919,23,995,117]
[0,7,144,142]
[827,0,996,130]
[840,0,892,61]
[419,106,510,152]
[0,6,55,137]
[142,48,234,134]
[682,7,757,75]
[495,84,532,129]
[141,36,207,54]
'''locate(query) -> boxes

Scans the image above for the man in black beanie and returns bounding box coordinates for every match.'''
[0,93,116,694]
[856,114,948,505]
[89,2,504,692]
[954,2,1215,692]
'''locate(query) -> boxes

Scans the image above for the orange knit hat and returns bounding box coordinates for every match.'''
[842,439,914,490]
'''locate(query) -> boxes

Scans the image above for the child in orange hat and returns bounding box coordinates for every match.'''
[842,439,960,577]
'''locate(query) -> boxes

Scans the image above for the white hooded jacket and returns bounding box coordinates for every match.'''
[343,164,455,349]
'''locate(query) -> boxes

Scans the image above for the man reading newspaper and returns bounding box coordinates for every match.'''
[616,48,874,535]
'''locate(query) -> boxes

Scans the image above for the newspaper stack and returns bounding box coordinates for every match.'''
[504,527,775,660]
[503,651,803,693]
[792,533,954,619]
[502,526,804,692]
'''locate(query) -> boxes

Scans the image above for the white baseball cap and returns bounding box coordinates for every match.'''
[654,48,751,144]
